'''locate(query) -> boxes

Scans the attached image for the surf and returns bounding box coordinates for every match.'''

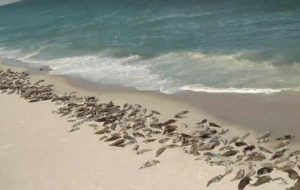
[0,0,22,7]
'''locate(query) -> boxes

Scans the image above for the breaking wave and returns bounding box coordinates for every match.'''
[1,47,300,94]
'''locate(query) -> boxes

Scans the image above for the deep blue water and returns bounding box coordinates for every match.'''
[0,0,300,93]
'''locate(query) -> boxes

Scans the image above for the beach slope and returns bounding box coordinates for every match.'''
[0,91,295,190]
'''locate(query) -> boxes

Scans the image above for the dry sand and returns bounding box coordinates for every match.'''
[0,63,299,190]
[0,94,294,190]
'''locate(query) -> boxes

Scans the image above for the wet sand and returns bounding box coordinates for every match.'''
[50,68,300,143]
[174,91,300,142]
[2,60,300,143]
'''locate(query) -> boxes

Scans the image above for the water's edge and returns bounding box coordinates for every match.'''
[2,60,299,143]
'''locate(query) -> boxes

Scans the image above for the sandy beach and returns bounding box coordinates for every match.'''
[1,1,300,189]
[0,93,292,190]
[0,63,300,190]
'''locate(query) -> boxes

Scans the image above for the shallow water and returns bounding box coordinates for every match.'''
[1,0,300,94]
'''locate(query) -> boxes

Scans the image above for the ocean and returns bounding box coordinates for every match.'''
[0,0,300,94]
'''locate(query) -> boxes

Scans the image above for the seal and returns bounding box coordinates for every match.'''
[174,110,189,118]
[235,141,248,147]
[143,138,156,143]
[204,152,220,158]
[99,135,108,141]
[218,128,229,135]
[151,110,160,115]
[270,148,288,160]
[104,133,121,142]
[235,155,244,162]
[257,131,271,142]
[283,169,299,180]
[240,132,250,141]
[250,175,272,186]
[258,146,273,154]
[109,139,125,147]
[223,166,233,176]
[160,119,177,126]
[238,176,252,190]
[229,136,240,144]
[139,159,160,169]
[132,144,139,151]
[231,169,245,181]
[287,177,300,190]
[207,174,224,187]
[162,125,177,135]
[274,140,290,149]
[158,137,170,143]
[94,127,109,135]
[209,122,222,128]
[271,177,288,185]
[290,150,300,157]
[155,147,167,157]
[243,145,256,154]
[257,167,273,176]
[245,152,266,162]
[222,150,239,157]
[276,135,295,141]
[197,119,207,125]
[137,148,152,155]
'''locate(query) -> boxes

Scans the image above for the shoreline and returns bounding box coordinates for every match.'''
[64,70,300,143]
[19,61,300,143]
[2,61,300,144]
[1,62,300,190]
[0,61,248,133]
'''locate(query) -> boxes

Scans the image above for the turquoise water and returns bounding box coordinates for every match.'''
[0,0,300,93]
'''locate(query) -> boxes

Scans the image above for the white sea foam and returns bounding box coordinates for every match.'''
[179,84,298,94]
[19,54,177,93]
[0,0,22,7]
[2,48,300,95]
[0,48,23,59]
[133,12,213,26]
